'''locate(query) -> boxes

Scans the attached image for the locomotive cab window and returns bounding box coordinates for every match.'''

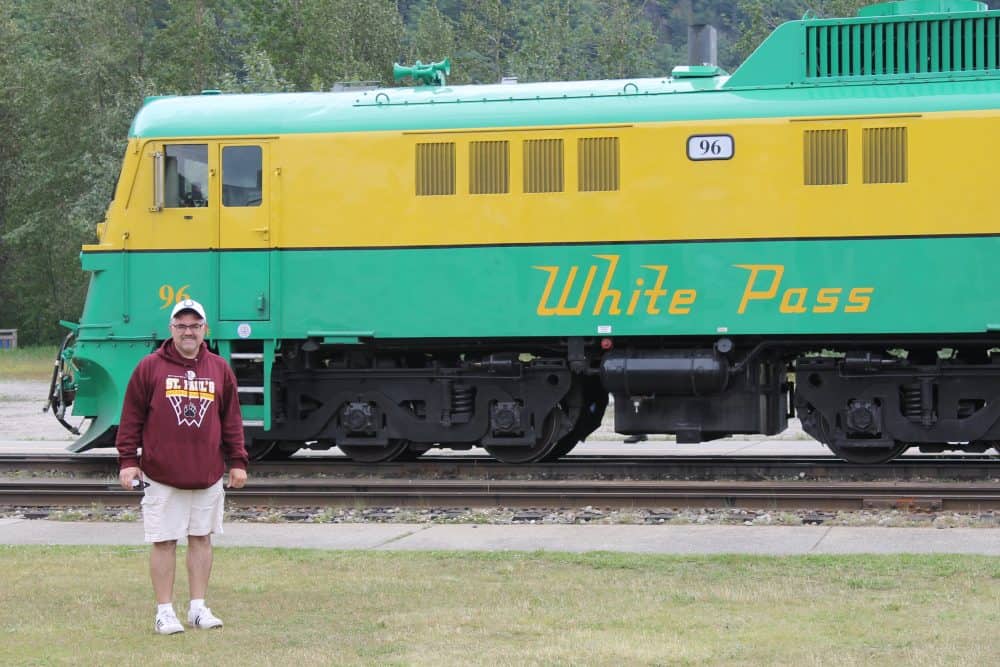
[161,144,209,208]
[222,145,263,207]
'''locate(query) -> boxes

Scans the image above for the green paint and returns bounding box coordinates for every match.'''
[76,237,1000,342]
[393,58,451,86]
[128,76,1000,139]
[859,1,986,17]
[670,65,728,78]
[730,2,1000,87]
[66,236,1000,446]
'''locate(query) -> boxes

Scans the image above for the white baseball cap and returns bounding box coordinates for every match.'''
[170,299,207,320]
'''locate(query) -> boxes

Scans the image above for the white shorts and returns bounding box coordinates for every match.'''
[141,476,225,543]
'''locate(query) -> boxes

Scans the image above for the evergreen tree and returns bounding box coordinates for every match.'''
[148,0,235,94]
[0,2,19,332]
[243,0,404,89]
[406,0,457,70]
[509,0,587,82]
[457,0,521,84]
[592,0,657,78]
[1,0,154,342]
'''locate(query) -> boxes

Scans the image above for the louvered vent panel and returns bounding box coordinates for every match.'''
[415,143,455,196]
[524,139,564,193]
[806,17,1000,78]
[469,141,509,194]
[804,130,848,186]
[863,127,908,184]
[578,137,620,192]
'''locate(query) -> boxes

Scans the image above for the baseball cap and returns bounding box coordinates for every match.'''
[170,299,207,320]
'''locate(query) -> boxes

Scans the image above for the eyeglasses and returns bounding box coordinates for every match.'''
[171,323,204,332]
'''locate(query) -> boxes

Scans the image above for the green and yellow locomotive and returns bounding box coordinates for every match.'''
[51,0,1000,463]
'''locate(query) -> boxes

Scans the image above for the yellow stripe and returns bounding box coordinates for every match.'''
[165,390,215,400]
[87,109,1000,252]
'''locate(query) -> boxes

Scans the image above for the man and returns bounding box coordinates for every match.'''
[117,299,248,635]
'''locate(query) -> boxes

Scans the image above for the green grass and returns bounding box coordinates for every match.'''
[0,345,57,381]
[1,546,998,665]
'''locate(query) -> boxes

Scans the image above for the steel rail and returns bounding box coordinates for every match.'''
[2,478,999,511]
[1,453,998,481]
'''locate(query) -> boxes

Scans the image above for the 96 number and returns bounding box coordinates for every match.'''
[687,134,734,161]
[699,139,722,156]
[159,284,191,309]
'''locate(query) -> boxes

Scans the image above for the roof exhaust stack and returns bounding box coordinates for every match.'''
[688,24,718,66]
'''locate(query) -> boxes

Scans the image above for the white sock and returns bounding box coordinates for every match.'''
[190,598,206,612]
[157,603,174,617]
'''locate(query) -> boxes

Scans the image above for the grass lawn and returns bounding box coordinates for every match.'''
[1,546,997,666]
[0,345,57,381]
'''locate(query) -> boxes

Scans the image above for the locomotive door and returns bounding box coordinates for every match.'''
[218,142,271,321]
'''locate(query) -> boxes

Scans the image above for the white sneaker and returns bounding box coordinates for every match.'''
[188,606,223,629]
[154,611,185,635]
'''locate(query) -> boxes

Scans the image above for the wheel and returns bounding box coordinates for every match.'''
[484,409,564,464]
[543,376,608,461]
[339,439,412,463]
[246,440,299,461]
[828,441,909,464]
[393,443,430,461]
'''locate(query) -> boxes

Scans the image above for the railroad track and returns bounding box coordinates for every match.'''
[2,453,999,481]
[2,477,999,511]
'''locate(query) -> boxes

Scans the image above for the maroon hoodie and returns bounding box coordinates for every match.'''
[116,339,248,489]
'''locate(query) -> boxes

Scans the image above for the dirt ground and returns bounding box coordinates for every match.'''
[0,380,80,443]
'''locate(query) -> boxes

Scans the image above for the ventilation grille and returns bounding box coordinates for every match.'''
[804,129,848,186]
[863,127,908,184]
[469,141,509,194]
[415,143,455,196]
[807,18,1000,78]
[579,137,620,192]
[523,139,564,193]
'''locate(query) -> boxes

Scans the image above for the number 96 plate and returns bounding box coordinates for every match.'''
[687,134,734,161]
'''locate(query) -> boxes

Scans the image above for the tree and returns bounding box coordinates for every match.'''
[242,0,404,90]
[219,45,294,93]
[406,0,457,69]
[1,0,155,342]
[592,0,657,79]
[509,0,587,82]
[148,0,235,94]
[457,0,521,84]
[0,2,20,331]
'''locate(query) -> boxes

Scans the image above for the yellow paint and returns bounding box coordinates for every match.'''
[534,255,696,317]
[735,264,785,314]
[845,287,875,313]
[85,109,1000,252]
[735,264,873,315]
[814,287,842,314]
[158,284,191,309]
[668,290,697,315]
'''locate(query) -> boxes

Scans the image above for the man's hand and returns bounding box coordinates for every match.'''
[119,466,141,490]
[227,467,247,489]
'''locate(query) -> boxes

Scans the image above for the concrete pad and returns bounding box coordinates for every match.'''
[379,524,830,555]
[0,519,145,545]
[1,521,998,554]
[815,527,1000,555]
[213,523,423,550]
[0,520,422,550]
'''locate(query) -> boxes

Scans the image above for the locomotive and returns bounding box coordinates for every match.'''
[49,0,1000,464]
